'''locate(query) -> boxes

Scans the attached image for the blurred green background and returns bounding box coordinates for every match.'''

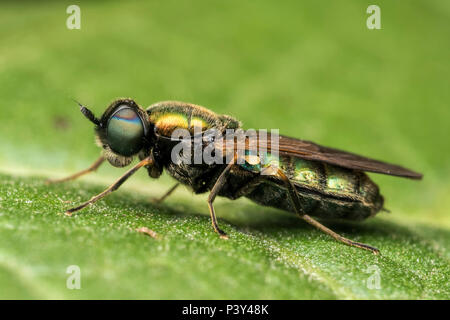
[0,0,448,299]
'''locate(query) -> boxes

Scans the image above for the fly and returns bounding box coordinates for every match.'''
[47,99,423,254]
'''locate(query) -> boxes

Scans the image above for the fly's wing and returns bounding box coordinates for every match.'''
[215,131,423,179]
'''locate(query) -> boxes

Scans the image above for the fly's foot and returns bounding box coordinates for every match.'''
[220,234,229,240]
[216,228,229,240]
[64,210,73,217]
[150,197,162,204]
[211,223,229,239]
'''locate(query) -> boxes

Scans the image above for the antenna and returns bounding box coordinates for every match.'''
[72,99,101,126]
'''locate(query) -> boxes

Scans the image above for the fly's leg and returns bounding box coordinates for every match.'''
[275,168,380,255]
[46,156,105,184]
[152,183,179,204]
[65,157,153,216]
[207,159,236,239]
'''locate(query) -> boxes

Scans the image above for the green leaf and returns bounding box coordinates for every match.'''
[0,173,448,299]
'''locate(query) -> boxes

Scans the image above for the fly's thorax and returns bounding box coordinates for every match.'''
[146,101,241,138]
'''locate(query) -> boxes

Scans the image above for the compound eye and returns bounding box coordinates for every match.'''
[107,106,144,156]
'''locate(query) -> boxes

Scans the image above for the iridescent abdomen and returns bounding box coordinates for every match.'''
[242,155,384,220]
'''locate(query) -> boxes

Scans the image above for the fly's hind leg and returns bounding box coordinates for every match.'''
[46,156,105,184]
[274,168,380,255]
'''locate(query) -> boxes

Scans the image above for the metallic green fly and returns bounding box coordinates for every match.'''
[48,99,422,254]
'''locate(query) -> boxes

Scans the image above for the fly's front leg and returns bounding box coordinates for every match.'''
[65,157,153,216]
[46,156,105,184]
[207,159,236,239]
[152,183,179,204]
[274,168,380,255]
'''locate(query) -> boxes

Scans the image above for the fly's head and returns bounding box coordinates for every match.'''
[78,98,154,167]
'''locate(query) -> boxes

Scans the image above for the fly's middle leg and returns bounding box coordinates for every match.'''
[152,183,179,204]
[206,159,236,239]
